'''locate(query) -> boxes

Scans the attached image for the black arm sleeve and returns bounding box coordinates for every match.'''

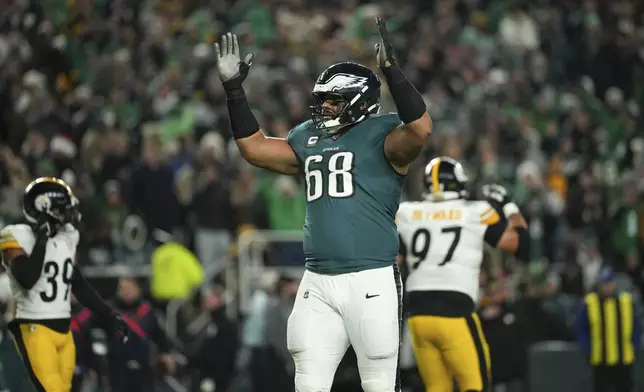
[71,267,113,317]
[484,220,506,247]
[225,86,260,140]
[10,237,48,290]
[381,65,426,124]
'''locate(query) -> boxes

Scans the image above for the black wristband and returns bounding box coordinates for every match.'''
[382,65,426,124]
[225,86,260,140]
[514,227,530,261]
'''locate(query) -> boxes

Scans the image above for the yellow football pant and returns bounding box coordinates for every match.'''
[408,313,491,392]
[11,323,76,392]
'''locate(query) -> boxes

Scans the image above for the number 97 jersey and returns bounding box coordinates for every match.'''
[0,224,78,320]
[396,199,503,303]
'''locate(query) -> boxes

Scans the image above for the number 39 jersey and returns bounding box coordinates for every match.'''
[397,198,504,303]
[0,224,78,320]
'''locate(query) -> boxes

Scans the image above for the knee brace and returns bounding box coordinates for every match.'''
[294,373,332,392]
[361,378,391,392]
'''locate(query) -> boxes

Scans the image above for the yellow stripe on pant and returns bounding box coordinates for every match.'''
[619,293,635,364]
[603,298,618,365]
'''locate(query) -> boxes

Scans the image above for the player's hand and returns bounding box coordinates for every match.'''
[106,313,130,344]
[35,215,57,238]
[71,210,82,228]
[69,197,82,228]
[159,353,177,374]
[481,184,512,206]
[214,32,254,90]
[375,17,396,69]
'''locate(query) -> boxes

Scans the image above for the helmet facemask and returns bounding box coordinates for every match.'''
[311,92,351,135]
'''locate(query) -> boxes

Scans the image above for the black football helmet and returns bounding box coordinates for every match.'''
[310,62,381,134]
[23,177,80,228]
[423,157,469,201]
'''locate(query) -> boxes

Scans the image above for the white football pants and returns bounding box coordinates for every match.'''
[287,265,403,392]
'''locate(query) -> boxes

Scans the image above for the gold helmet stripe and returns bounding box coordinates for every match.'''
[430,158,442,195]
[26,177,74,195]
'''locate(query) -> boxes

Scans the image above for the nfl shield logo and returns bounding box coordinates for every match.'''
[303,290,309,299]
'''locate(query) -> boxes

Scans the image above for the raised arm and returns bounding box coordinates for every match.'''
[215,33,299,175]
[480,184,530,261]
[0,222,52,290]
[236,132,299,174]
[486,213,529,261]
[375,18,432,174]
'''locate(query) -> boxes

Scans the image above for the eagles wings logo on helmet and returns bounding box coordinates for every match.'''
[310,62,381,134]
[313,73,369,93]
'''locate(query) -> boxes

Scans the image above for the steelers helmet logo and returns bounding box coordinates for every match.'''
[34,194,52,213]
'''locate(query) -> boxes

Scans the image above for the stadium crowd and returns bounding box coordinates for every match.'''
[0,0,643,391]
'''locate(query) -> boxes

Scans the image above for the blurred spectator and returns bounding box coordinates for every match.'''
[130,132,181,235]
[184,285,239,392]
[150,229,204,308]
[70,296,97,392]
[264,275,299,392]
[241,271,279,392]
[256,174,306,266]
[498,3,539,54]
[514,265,572,346]
[559,258,585,297]
[479,279,526,392]
[575,267,641,392]
[192,158,234,274]
[108,277,176,392]
[610,183,641,270]
[578,236,605,292]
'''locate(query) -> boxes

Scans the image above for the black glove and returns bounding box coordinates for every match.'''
[481,184,512,207]
[69,208,82,229]
[104,312,130,344]
[375,17,397,69]
[34,215,57,238]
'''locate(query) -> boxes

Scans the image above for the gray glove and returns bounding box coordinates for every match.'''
[481,184,512,206]
[482,183,522,217]
[214,32,254,90]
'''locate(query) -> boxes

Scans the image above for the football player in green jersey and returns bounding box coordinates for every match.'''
[215,18,432,392]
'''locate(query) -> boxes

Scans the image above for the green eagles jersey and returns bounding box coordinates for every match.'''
[287,113,405,274]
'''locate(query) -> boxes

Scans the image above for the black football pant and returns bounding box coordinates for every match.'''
[593,365,632,392]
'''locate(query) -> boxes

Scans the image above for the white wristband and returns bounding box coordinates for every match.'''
[503,202,520,217]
